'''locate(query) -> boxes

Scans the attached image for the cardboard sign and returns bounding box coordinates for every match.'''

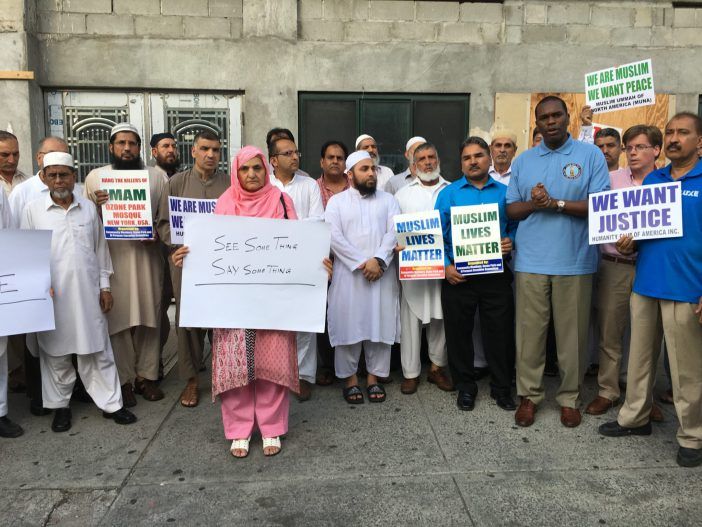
[167,196,218,245]
[450,204,503,276]
[585,59,655,114]
[588,182,683,244]
[394,210,445,280]
[0,230,55,337]
[180,215,331,333]
[101,170,153,240]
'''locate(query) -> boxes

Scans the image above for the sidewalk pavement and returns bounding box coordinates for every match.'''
[2,335,701,526]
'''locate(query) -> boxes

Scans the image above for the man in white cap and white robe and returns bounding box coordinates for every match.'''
[83,123,168,407]
[21,152,136,432]
[385,136,426,195]
[325,150,401,404]
[355,134,395,190]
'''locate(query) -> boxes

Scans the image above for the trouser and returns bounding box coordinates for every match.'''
[316,323,335,371]
[24,346,42,403]
[110,326,160,385]
[472,312,488,368]
[442,270,515,396]
[160,253,173,351]
[0,337,7,417]
[6,334,24,374]
[400,297,446,379]
[171,260,208,381]
[618,293,702,449]
[39,351,123,413]
[335,341,391,379]
[515,272,593,407]
[595,259,635,400]
[297,332,318,384]
[219,380,289,439]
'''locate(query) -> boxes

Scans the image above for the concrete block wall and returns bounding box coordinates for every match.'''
[33,0,244,39]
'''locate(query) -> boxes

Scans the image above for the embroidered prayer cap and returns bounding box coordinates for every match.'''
[110,123,140,140]
[355,134,374,149]
[345,150,372,172]
[405,136,426,151]
[43,152,74,169]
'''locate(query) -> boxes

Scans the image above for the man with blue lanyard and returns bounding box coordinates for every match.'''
[435,136,517,412]
[506,96,610,428]
[599,112,702,468]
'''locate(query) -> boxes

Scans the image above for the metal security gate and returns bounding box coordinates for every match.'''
[45,90,242,181]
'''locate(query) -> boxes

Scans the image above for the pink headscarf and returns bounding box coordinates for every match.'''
[215,145,296,219]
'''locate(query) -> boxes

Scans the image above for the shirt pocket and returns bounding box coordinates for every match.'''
[70,222,95,253]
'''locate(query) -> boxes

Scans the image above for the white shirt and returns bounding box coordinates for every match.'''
[325,188,401,346]
[394,177,449,323]
[10,174,85,229]
[489,165,512,186]
[270,172,324,221]
[0,188,11,228]
[384,169,414,195]
[0,169,31,196]
[376,165,394,190]
[21,193,113,356]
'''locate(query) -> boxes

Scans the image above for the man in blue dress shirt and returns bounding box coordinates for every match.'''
[506,96,610,428]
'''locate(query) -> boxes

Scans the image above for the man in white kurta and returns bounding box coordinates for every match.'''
[21,152,135,433]
[0,188,24,437]
[83,123,167,406]
[325,151,400,403]
[355,134,395,190]
[270,137,325,401]
[394,143,452,395]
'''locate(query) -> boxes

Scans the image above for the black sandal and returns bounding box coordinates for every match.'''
[343,385,364,404]
[367,384,386,403]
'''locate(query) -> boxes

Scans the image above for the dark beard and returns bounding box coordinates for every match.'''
[158,159,181,175]
[111,153,143,170]
[355,180,376,196]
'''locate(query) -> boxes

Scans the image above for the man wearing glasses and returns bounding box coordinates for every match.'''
[586,125,663,416]
[269,137,324,402]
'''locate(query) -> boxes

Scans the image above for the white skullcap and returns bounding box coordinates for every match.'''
[355,134,374,149]
[345,150,372,172]
[490,127,518,145]
[110,122,140,139]
[405,136,426,151]
[43,152,74,169]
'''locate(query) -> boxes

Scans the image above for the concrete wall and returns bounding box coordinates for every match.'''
[2,0,701,173]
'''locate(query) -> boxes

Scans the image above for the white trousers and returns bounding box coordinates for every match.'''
[0,337,7,417]
[335,341,391,379]
[400,298,446,379]
[40,351,123,413]
[297,331,317,384]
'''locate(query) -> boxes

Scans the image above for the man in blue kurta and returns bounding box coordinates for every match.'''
[506,96,609,428]
[599,112,702,468]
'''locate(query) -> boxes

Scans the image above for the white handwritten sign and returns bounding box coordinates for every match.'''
[101,170,153,240]
[394,210,444,280]
[180,215,331,332]
[585,59,655,114]
[0,230,55,337]
[451,204,503,276]
[588,182,683,245]
[168,196,218,245]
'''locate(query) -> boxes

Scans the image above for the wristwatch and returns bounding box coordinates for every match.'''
[374,257,387,271]
[100,287,111,293]
[556,200,566,213]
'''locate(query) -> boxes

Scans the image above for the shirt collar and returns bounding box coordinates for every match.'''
[537,134,574,156]
[44,191,82,211]
[456,175,498,190]
[488,164,512,177]
[407,176,448,189]
[656,158,702,181]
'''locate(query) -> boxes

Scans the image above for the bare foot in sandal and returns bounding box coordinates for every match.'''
[263,437,281,456]
[180,378,199,407]
[230,437,250,458]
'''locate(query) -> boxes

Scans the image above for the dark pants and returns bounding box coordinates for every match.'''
[441,269,515,396]
[24,347,42,403]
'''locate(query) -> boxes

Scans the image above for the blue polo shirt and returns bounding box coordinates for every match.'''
[633,159,702,304]
[435,176,517,267]
[506,135,610,275]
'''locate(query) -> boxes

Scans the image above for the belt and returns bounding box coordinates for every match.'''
[602,253,635,266]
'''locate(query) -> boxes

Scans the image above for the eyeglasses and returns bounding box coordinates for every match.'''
[624,145,654,153]
[272,150,302,159]
[43,172,74,181]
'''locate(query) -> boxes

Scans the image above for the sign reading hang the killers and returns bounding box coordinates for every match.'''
[588,182,683,245]
[585,59,655,114]
[101,170,153,240]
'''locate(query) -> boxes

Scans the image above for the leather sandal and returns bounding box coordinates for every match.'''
[230,437,251,458]
[134,378,164,402]
[180,381,199,407]
[262,436,281,456]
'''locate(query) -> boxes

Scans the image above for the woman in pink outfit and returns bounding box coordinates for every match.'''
[172,145,304,457]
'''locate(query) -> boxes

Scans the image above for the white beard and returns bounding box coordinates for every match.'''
[416,167,441,183]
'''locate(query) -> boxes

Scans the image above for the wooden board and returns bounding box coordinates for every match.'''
[0,70,34,80]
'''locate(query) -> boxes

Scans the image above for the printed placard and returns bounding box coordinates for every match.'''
[451,204,503,276]
[394,210,445,280]
[168,196,218,245]
[588,182,683,244]
[585,59,655,114]
[101,170,153,240]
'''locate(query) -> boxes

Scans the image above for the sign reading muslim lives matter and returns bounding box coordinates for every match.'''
[585,58,655,113]
[101,170,153,240]
[0,230,55,337]
[168,196,218,245]
[451,204,503,276]
[394,210,445,280]
[588,182,683,245]
[179,214,331,333]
